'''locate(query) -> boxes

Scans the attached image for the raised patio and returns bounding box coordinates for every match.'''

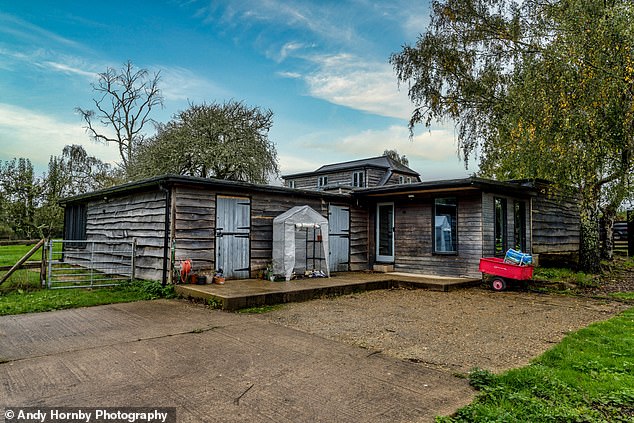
[175,272,481,310]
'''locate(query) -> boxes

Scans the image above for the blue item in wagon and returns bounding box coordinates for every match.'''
[504,249,533,266]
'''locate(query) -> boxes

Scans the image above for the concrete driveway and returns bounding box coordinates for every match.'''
[0,300,473,422]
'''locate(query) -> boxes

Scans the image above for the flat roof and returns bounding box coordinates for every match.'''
[356,177,537,197]
[60,174,350,204]
[61,174,537,205]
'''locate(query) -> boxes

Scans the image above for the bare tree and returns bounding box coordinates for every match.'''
[76,61,163,174]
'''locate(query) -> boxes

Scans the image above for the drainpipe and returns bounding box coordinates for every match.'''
[159,182,172,287]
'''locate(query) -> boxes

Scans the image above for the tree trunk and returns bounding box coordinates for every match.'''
[578,191,601,273]
[601,204,617,261]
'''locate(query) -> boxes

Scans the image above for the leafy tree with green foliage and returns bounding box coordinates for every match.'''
[0,146,114,240]
[129,100,279,184]
[37,145,115,237]
[383,149,409,166]
[76,61,163,175]
[0,158,41,239]
[391,0,634,271]
[46,144,115,198]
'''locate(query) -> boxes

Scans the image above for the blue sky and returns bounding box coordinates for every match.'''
[0,0,474,182]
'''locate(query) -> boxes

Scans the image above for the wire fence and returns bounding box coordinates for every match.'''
[46,239,136,289]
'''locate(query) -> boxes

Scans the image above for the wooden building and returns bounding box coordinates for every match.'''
[354,178,537,278]
[61,175,358,283]
[61,174,580,282]
[282,156,421,191]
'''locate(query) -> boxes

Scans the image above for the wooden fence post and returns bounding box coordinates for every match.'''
[0,238,46,286]
[40,239,48,287]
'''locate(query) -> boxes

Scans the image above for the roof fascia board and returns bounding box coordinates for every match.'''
[61,174,349,204]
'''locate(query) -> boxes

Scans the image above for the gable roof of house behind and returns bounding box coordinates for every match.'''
[282,155,420,179]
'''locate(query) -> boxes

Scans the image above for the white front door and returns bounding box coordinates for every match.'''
[376,203,394,262]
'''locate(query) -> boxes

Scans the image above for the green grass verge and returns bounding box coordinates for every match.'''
[533,266,597,287]
[237,304,285,314]
[438,307,634,422]
[0,280,175,316]
[610,292,634,301]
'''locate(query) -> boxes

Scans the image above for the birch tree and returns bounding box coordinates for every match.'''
[391,0,634,271]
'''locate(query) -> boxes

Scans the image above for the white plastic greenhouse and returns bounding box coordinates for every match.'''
[272,205,330,281]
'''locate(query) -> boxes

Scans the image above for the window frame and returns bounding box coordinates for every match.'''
[352,171,365,188]
[514,200,527,252]
[317,176,328,188]
[432,197,458,255]
[494,197,508,257]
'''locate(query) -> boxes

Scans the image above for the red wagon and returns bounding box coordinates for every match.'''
[479,257,534,291]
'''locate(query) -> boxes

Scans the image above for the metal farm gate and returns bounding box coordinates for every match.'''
[46,239,136,289]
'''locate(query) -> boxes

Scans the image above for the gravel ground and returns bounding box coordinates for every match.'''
[258,287,629,374]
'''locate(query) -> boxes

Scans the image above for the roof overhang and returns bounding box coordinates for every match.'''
[354,177,537,199]
[60,174,350,205]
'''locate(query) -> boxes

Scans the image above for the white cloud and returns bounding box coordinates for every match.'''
[156,66,231,103]
[296,53,412,119]
[269,41,307,62]
[42,61,98,79]
[0,12,83,50]
[403,13,429,40]
[194,0,364,49]
[277,71,302,79]
[0,103,120,172]
[301,124,459,162]
[278,124,472,180]
[278,154,320,175]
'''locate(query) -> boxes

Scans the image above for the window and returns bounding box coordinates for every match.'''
[407,177,412,184]
[317,176,328,188]
[494,197,508,256]
[514,200,527,251]
[398,175,405,184]
[434,198,457,253]
[288,180,296,188]
[352,171,365,188]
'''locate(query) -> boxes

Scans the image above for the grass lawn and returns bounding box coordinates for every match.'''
[0,278,175,316]
[0,243,175,314]
[0,242,54,267]
[439,307,634,422]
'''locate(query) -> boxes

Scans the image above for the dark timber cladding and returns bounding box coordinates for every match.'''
[531,185,580,255]
[172,185,215,275]
[85,189,167,281]
[170,181,359,278]
[61,175,369,282]
[349,206,369,271]
[359,178,536,278]
[392,190,483,278]
[62,174,581,281]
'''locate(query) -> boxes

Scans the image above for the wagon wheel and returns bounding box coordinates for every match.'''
[491,277,507,292]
